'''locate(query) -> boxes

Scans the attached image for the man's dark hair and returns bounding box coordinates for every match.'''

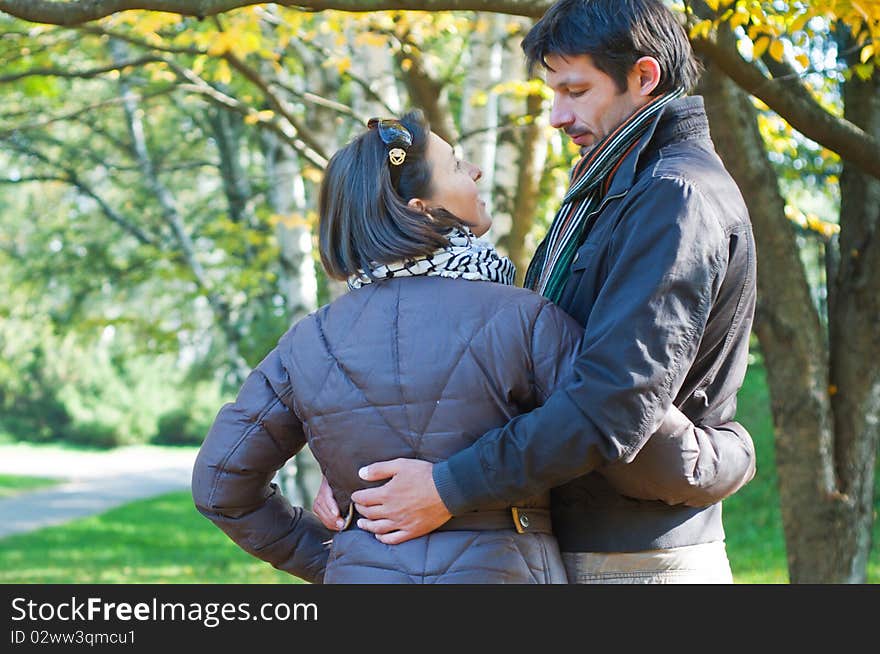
[522,0,701,94]
[318,109,462,280]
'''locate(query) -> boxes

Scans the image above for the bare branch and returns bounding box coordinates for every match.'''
[691,31,880,179]
[0,55,163,83]
[222,50,328,161]
[0,143,159,245]
[292,38,398,115]
[77,24,203,55]
[0,86,177,137]
[166,62,327,167]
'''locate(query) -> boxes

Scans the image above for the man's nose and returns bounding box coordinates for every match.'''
[468,162,482,182]
[549,96,574,129]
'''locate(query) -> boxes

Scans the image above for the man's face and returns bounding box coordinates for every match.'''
[545,53,650,152]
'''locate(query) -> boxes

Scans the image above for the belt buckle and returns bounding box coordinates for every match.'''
[511,506,529,534]
[322,503,355,546]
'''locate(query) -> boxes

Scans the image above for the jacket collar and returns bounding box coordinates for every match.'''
[603,95,710,197]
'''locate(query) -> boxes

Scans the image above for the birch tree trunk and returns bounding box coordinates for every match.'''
[262,129,321,508]
[460,14,504,221]
[111,38,251,385]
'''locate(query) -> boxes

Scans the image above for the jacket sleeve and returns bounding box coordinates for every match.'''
[525,298,756,508]
[433,177,737,514]
[528,300,583,406]
[598,405,756,506]
[191,333,332,584]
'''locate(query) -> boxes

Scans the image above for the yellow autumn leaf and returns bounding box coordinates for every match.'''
[271,213,312,229]
[861,44,875,63]
[790,12,812,34]
[689,19,713,40]
[471,91,489,107]
[301,167,324,184]
[215,59,232,85]
[795,53,810,69]
[854,62,874,80]
[244,110,275,125]
[354,32,389,48]
[207,32,234,57]
[192,55,207,77]
[339,57,353,75]
[752,36,771,60]
[730,10,751,31]
[769,39,785,62]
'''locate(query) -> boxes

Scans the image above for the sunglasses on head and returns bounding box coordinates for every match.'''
[367,117,413,166]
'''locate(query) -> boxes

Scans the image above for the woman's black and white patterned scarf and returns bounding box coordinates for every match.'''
[348,226,515,290]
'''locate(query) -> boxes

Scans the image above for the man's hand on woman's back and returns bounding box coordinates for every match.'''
[313,458,451,544]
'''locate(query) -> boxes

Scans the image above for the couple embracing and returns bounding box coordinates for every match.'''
[192,0,757,585]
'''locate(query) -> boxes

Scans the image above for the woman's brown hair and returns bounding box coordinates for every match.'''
[318,109,463,281]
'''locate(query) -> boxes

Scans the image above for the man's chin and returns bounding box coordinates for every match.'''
[570,133,596,153]
[579,143,597,156]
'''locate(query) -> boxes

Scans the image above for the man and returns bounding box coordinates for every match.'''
[315,0,757,583]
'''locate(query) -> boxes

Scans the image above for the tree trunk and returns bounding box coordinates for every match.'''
[825,27,880,582]
[698,65,859,582]
[209,107,254,229]
[111,38,251,384]
[396,44,457,145]
[261,129,320,509]
[460,13,504,220]
[504,91,547,285]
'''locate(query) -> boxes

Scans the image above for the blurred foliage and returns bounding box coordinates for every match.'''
[0,3,856,458]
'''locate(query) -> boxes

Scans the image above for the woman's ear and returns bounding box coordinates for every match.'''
[407,197,429,213]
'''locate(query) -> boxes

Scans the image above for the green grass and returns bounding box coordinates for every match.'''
[0,474,59,498]
[724,362,789,583]
[0,362,877,583]
[0,492,301,584]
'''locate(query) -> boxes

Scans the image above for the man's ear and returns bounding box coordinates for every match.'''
[632,56,661,96]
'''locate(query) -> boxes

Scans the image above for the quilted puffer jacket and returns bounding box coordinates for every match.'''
[193,275,582,583]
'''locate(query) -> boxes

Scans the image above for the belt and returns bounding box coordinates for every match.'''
[341,504,552,535]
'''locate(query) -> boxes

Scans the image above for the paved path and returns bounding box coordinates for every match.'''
[0,445,197,539]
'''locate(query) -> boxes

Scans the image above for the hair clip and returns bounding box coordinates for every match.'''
[388,148,407,166]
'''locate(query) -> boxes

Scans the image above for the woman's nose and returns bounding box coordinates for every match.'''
[469,162,482,182]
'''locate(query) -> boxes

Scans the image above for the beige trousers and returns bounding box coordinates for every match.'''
[562,541,734,584]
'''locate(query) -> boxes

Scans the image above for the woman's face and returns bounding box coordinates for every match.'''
[417,132,492,237]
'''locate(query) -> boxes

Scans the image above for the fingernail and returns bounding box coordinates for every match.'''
[358,466,368,479]
[335,519,344,530]
[357,519,364,529]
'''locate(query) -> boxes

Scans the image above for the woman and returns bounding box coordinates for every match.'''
[192,111,751,583]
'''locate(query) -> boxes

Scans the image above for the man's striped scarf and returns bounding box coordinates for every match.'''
[524,89,685,302]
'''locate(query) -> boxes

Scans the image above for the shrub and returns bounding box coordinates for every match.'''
[62,420,125,449]
[153,408,209,447]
